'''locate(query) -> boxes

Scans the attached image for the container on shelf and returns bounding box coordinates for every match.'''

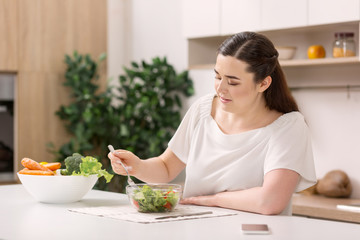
[332,32,356,58]
[276,46,297,60]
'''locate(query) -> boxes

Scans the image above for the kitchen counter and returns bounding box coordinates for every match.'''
[1,184,360,240]
[292,193,360,223]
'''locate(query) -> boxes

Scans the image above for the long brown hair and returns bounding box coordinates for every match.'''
[217,32,298,113]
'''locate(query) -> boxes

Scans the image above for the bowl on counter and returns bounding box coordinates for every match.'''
[17,171,98,203]
[126,183,182,213]
[276,46,297,60]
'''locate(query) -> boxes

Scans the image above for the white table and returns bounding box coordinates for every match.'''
[1,184,359,240]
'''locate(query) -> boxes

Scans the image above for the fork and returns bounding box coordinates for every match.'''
[108,145,138,188]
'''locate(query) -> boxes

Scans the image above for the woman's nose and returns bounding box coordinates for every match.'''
[216,79,228,92]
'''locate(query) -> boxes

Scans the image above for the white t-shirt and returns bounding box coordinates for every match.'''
[168,94,317,215]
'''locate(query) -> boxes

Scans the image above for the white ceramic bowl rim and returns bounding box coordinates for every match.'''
[17,172,98,204]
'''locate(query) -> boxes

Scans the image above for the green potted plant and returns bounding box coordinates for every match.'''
[49,52,194,192]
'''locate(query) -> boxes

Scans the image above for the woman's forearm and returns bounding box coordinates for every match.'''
[181,169,299,215]
[135,157,172,183]
[135,148,186,183]
[180,187,280,214]
[214,187,285,215]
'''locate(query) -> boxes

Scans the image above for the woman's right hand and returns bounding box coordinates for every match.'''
[108,149,142,177]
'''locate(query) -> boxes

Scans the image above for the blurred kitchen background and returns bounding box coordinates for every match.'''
[1,0,360,198]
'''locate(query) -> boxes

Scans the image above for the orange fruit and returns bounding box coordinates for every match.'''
[307,45,326,59]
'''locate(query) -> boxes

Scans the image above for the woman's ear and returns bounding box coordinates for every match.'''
[258,76,272,92]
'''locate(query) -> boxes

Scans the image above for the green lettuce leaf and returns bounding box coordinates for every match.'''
[133,185,179,212]
[73,156,113,183]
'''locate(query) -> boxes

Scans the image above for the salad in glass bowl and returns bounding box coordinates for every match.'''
[126,184,182,213]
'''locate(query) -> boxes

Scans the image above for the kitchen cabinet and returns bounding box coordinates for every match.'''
[182,0,261,38]
[0,0,18,72]
[182,0,220,38]
[261,0,307,30]
[0,0,108,183]
[221,0,261,35]
[183,0,360,39]
[308,0,360,25]
[186,0,351,69]
[260,21,360,67]
[187,21,360,69]
[183,0,307,37]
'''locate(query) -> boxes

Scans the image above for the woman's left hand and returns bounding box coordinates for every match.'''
[180,195,217,207]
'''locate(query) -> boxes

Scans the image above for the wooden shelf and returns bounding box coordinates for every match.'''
[292,194,360,224]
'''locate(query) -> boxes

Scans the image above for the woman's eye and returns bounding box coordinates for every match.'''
[228,82,238,86]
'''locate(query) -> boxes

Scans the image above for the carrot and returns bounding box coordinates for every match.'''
[43,162,61,171]
[18,168,54,176]
[21,158,52,172]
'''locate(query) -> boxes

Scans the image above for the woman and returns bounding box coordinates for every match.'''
[109,32,316,215]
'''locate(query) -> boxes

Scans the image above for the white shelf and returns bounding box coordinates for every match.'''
[187,21,360,70]
[280,56,360,67]
[189,56,360,70]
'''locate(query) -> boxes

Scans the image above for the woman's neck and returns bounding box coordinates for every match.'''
[211,97,281,134]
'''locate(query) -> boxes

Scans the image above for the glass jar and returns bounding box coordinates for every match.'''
[332,32,356,58]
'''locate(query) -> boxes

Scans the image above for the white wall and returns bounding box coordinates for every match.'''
[107,0,130,83]
[286,65,360,198]
[107,0,191,184]
[107,0,207,103]
[129,0,187,71]
[108,0,360,198]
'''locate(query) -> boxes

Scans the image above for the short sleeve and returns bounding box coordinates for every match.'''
[168,97,205,164]
[264,112,317,192]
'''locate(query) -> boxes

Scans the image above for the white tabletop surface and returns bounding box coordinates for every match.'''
[1,184,359,240]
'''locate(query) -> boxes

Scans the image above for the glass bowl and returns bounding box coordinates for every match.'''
[126,183,182,213]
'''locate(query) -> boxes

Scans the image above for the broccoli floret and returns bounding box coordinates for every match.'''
[60,153,114,183]
[60,153,84,175]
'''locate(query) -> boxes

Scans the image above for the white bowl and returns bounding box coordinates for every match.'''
[17,171,98,203]
[276,46,297,60]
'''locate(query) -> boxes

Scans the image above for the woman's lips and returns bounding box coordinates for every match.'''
[219,96,232,104]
